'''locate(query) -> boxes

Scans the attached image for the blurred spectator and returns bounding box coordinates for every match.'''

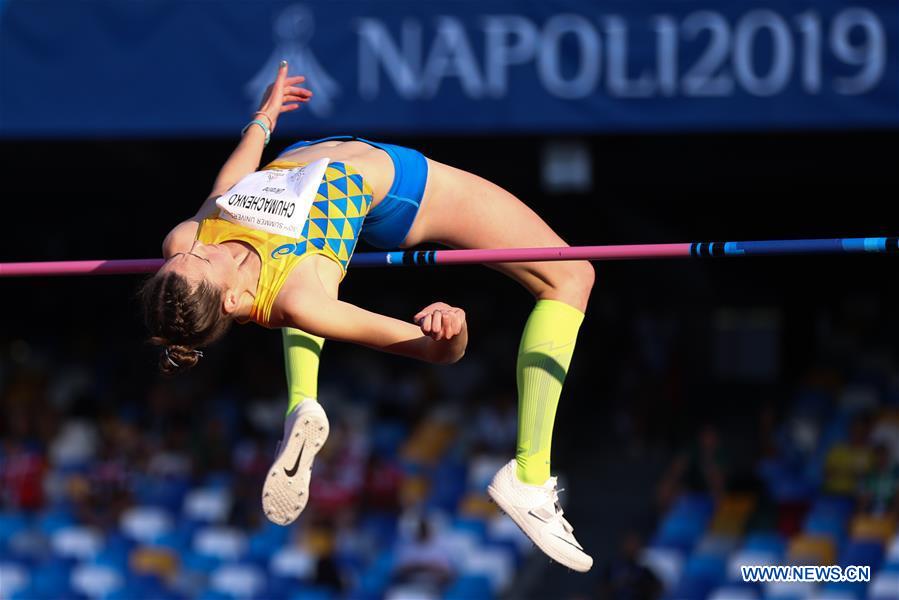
[363,454,404,511]
[391,516,454,592]
[0,440,46,510]
[858,443,899,516]
[658,423,729,509]
[823,415,873,496]
[597,532,662,600]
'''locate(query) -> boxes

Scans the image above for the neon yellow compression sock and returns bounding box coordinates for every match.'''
[516,299,585,485]
[282,328,324,415]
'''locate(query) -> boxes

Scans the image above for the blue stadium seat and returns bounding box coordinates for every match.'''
[453,517,488,541]
[671,494,715,519]
[668,553,727,600]
[0,514,30,548]
[810,496,856,521]
[35,508,75,536]
[25,559,73,598]
[839,540,884,570]
[869,571,899,599]
[804,512,847,546]
[371,420,409,457]
[820,580,868,598]
[444,574,493,600]
[653,511,708,553]
[288,586,338,600]
[743,532,787,557]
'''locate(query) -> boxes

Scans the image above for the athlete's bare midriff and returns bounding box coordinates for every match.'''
[277,140,396,206]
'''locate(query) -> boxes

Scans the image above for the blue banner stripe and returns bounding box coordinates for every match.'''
[2,0,898,136]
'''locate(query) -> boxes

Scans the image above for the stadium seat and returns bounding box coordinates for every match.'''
[119,505,174,544]
[851,515,896,543]
[762,580,816,600]
[129,546,179,580]
[696,533,740,557]
[50,525,103,561]
[709,585,760,600]
[269,546,316,579]
[458,546,515,592]
[0,562,30,597]
[788,534,837,565]
[458,493,499,519]
[444,574,493,600]
[808,591,862,600]
[209,563,266,599]
[840,540,885,570]
[288,586,338,600]
[811,496,856,521]
[671,553,727,600]
[438,528,480,565]
[183,488,232,523]
[804,511,848,546]
[868,572,899,599]
[193,526,248,561]
[743,532,787,557]
[886,536,899,566]
[820,580,869,599]
[452,517,488,541]
[640,546,684,591]
[70,563,125,599]
[711,494,758,535]
[487,513,532,553]
[0,514,30,547]
[653,511,708,553]
[36,508,76,536]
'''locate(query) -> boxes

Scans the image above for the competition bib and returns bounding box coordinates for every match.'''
[215,157,329,239]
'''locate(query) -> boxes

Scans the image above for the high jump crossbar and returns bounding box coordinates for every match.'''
[0,237,896,278]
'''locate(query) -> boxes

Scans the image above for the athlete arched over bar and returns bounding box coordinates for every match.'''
[140,61,595,571]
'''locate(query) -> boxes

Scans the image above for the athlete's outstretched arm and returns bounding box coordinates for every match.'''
[285,289,467,365]
[161,61,312,256]
[207,61,312,204]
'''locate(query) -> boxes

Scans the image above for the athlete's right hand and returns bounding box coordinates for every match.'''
[414,302,467,342]
[256,60,313,130]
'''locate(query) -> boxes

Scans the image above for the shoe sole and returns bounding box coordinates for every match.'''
[487,484,592,573]
[261,408,329,526]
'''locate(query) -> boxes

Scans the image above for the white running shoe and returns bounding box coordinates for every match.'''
[487,459,593,572]
[262,399,330,526]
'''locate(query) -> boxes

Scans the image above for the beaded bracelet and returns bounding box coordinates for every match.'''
[241,119,271,146]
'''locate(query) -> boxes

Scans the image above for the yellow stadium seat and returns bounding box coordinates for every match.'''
[459,493,499,518]
[851,515,896,542]
[788,535,836,565]
[711,493,758,535]
[130,546,179,580]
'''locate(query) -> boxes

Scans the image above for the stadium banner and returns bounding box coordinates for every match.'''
[0,0,897,137]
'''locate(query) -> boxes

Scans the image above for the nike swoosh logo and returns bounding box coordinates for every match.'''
[284,440,305,477]
[549,532,584,551]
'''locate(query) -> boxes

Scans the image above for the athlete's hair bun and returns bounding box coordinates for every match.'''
[159,344,204,375]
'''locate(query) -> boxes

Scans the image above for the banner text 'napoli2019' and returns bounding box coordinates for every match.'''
[0,0,897,136]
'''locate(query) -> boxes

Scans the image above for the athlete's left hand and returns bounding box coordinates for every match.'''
[414,302,467,342]
[256,60,313,130]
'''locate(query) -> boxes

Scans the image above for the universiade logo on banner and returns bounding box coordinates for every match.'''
[246,4,340,118]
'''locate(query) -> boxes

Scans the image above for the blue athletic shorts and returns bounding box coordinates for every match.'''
[279,136,428,249]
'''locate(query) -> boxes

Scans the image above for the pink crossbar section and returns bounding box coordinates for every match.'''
[0,244,695,278]
[432,244,693,265]
[0,258,165,277]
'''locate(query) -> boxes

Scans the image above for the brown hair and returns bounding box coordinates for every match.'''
[139,272,232,375]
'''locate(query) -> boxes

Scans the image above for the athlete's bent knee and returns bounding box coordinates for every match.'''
[541,260,594,309]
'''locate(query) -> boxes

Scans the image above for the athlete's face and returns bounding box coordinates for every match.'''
[162,242,239,303]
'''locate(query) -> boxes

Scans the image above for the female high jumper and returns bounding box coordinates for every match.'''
[140,61,595,571]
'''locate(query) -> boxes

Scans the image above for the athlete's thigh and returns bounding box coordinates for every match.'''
[403,159,577,297]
